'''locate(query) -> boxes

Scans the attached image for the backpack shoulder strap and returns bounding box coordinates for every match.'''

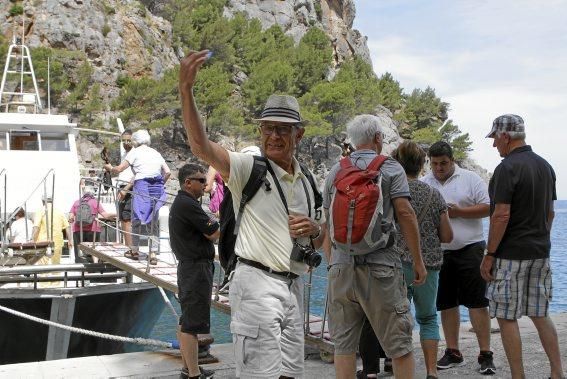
[339,157,354,169]
[367,155,388,171]
[234,156,269,235]
[299,162,322,211]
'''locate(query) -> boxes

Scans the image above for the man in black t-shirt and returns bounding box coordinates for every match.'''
[480,114,564,379]
[169,163,219,379]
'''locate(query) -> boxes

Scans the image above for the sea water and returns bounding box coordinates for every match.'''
[150,200,567,345]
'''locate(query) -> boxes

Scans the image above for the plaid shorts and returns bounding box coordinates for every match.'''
[486,258,552,320]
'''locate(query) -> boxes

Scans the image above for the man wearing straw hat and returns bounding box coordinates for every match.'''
[179,50,325,379]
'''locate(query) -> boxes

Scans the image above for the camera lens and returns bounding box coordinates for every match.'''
[305,251,322,268]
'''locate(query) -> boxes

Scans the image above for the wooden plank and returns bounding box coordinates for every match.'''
[80,242,336,354]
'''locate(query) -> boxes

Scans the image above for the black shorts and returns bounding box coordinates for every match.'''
[177,260,214,334]
[437,241,489,311]
[118,186,132,221]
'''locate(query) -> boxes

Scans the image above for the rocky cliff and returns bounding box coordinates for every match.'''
[1,0,368,100]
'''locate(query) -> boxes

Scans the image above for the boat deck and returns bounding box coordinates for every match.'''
[80,242,334,354]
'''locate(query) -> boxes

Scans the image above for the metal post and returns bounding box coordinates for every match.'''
[304,270,313,335]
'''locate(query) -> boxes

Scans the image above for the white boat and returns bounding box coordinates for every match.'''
[0,36,173,365]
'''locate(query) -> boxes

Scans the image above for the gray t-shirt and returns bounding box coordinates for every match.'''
[323,150,410,267]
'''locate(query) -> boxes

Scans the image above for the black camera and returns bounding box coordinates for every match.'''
[290,242,322,268]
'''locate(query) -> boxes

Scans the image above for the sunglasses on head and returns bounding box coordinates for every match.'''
[187,177,206,184]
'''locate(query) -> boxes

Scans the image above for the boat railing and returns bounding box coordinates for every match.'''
[1,169,56,256]
[0,262,127,289]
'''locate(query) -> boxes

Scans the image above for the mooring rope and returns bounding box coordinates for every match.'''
[0,304,177,349]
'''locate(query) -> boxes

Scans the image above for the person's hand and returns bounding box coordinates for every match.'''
[480,255,495,282]
[412,260,427,286]
[179,50,210,96]
[117,189,126,201]
[447,203,459,218]
[288,213,319,239]
[68,240,73,248]
[103,163,112,172]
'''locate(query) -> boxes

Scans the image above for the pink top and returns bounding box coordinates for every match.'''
[69,198,103,233]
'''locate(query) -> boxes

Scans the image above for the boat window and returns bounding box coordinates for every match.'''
[41,132,70,151]
[9,131,39,151]
[0,132,6,150]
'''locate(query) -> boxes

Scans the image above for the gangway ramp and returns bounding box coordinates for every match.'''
[79,242,231,313]
[81,242,334,357]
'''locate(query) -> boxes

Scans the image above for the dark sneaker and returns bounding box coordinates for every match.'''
[478,351,496,375]
[384,357,393,373]
[199,366,214,379]
[356,369,379,378]
[437,348,465,369]
[180,367,214,379]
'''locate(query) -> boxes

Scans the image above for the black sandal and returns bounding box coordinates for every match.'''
[124,250,139,260]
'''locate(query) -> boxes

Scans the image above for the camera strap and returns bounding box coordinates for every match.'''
[266,161,314,246]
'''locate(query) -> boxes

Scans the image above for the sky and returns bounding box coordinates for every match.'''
[353,0,567,199]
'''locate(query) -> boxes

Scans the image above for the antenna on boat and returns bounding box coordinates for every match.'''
[47,57,51,114]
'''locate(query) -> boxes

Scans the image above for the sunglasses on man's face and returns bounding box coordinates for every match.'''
[122,139,132,144]
[187,177,206,184]
[259,123,296,136]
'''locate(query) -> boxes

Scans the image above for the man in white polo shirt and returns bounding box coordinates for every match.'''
[179,50,325,379]
[421,141,495,375]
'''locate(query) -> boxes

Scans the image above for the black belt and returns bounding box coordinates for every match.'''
[179,257,213,264]
[444,241,486,254]
[237,257,299,279]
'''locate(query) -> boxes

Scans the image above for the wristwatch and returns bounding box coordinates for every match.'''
[483,249,496,257]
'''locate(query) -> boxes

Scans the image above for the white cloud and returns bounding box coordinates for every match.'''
[354,0,567,198]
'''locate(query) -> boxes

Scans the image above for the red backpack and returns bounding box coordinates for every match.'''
[330,155,393,255]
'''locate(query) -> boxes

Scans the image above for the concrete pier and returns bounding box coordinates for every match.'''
[2,313,566,378]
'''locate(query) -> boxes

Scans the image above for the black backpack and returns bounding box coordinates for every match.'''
[217,156,322,287]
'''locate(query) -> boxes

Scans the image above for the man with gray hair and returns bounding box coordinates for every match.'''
[179,50,325,378]
[323,114,426,378]
[480,114,564,379]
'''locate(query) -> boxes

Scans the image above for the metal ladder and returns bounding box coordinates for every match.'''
[0,34,42,113]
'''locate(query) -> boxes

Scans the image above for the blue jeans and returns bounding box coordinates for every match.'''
[402,262,440,341]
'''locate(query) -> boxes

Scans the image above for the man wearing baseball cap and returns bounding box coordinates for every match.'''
[480,114,564,379]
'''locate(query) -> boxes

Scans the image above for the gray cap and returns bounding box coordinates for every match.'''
[486,114,525,138]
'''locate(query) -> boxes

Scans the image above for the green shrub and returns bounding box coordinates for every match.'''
[102,24,111,37]
[9,5,24,16]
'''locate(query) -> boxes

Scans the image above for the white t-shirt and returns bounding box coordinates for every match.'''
[8,217,34,243]
[125,145,169,181]
[118,149,135,185]
[421,165,489,250]
[228,152,323,274]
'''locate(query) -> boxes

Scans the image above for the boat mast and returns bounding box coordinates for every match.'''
[0,21,43,113]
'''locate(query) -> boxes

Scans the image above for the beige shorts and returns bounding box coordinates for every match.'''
[229,262,304,378]
[328,263,414,358]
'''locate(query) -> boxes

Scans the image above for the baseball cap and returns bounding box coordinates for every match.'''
[486,114,525,138]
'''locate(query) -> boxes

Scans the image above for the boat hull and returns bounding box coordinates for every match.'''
[0,282,169,364]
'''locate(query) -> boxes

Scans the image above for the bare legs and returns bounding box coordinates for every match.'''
[441,306,491,352]
[421,339,439,377]
[335,352,416,379]
[440,307,460,349]
[469,307,491,351]
[178,326,200,377]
